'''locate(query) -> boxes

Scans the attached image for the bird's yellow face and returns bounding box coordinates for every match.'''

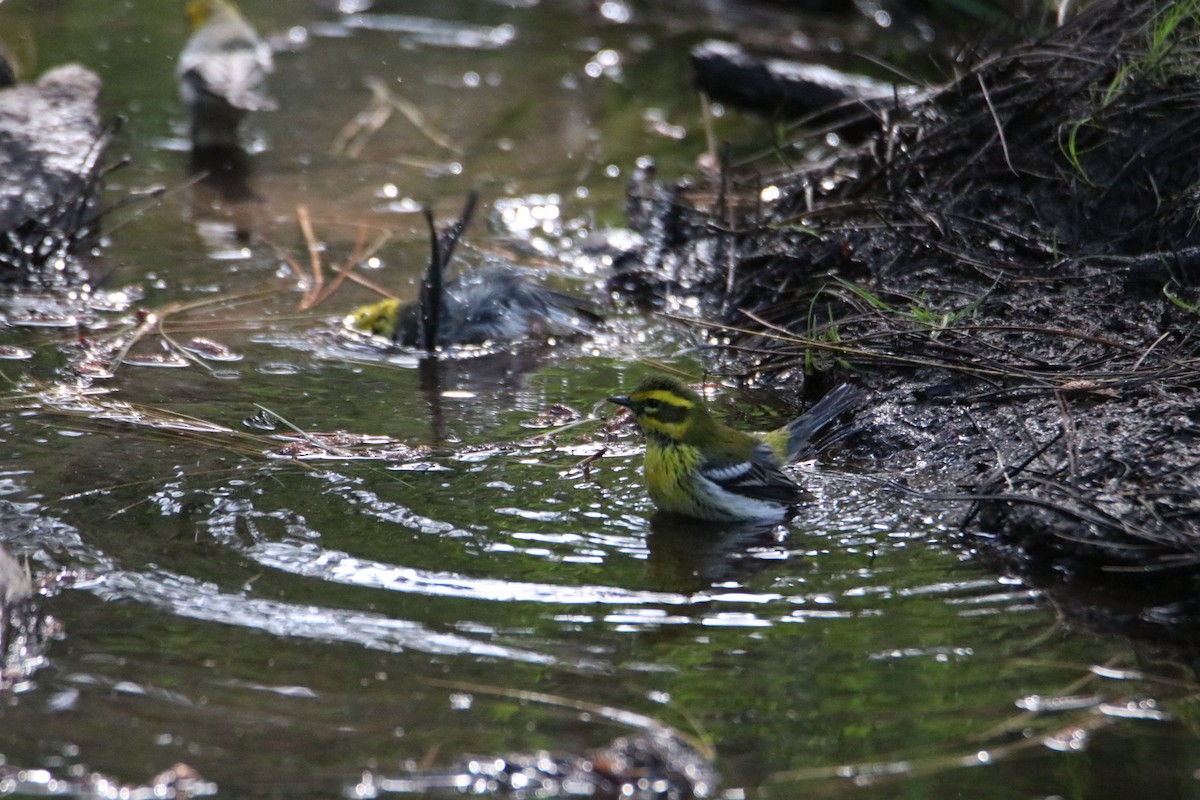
[608,378,706,444]
[186,0,215,31]
[345,298,401,340]
[186,0,237,31]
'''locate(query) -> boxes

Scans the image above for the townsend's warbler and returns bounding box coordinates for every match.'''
[347,267,602,347]
[178,0,275,149]
[608,375,862,523]
[345,194,601,348]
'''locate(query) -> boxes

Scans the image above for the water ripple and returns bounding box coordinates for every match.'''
[342,14,518,49]
[247,540,691,607]
[94,570,554,664]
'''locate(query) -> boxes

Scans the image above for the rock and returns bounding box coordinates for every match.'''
[0,63,106,287]
[0,545,30,608]
[691,39,919,132]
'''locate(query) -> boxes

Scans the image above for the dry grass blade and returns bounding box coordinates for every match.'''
[93,289,279,376]
[296,205,324,311]
[332,75,462,157]
[310,223,396,309]
[264,208,402,311]
[331,75,395,158]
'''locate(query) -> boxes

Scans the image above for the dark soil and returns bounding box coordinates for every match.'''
[615,0,1200,643]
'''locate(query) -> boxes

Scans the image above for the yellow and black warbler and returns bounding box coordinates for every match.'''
[608,376,862,523]
[346,194,601,349]
[347,269,601,347]
[178,0,275,149]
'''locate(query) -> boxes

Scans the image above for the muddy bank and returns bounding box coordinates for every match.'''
[618,0,1200,638]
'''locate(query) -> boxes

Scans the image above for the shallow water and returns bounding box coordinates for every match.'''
[1,1,1199,798]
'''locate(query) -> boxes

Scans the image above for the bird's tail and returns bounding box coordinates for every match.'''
[782,383,864,462]
[416,192,478,349]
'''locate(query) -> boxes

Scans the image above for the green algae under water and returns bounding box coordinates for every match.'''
[1,1,1199,798]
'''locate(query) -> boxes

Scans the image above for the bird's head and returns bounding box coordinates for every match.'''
[186,0,239,31]
[344,298,402,341]
[608,376,714,443]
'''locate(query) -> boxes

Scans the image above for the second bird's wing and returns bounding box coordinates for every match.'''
[699,445,813,505]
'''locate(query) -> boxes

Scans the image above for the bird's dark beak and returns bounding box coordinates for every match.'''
[607,395,634,409]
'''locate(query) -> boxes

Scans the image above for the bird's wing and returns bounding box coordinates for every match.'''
[699,444,811,504]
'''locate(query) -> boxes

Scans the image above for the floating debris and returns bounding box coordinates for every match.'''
[521,403,582,429]
[1016,694,1103,713]
[182,336,242,362]
[0,761,216,799]
[341,13,517,49]
[122,350,192,368]
[8,311,80,328]
[266,431,429,461]
[354,727,717,799]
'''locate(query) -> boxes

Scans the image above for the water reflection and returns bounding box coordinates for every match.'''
[644,512,785,594]
[186,146,264,244]
[0,542,41,693]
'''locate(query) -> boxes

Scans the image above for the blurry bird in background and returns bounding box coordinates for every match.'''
[346,193,603,349]
[177,0,275,149]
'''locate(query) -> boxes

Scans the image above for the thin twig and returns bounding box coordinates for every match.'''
[979,74,1015,175]
[1132,331,1172,372]
[312,228,397,308]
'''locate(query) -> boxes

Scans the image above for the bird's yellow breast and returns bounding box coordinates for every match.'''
[643,439,704,515]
